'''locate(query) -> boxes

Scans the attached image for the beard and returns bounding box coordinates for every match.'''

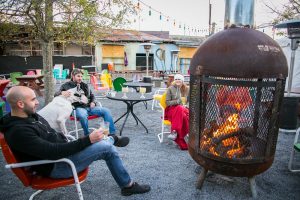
[23,104,36,116]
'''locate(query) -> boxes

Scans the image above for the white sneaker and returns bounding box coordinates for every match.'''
[168,131,177,141]
[184,134,189,143]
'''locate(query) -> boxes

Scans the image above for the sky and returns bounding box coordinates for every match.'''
[126,0,288,36]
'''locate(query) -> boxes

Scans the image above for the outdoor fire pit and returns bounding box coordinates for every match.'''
[188,0,288,198]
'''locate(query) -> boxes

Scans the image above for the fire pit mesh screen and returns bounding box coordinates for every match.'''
[194,76,284,163]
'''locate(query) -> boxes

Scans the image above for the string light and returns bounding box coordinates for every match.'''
[135,0,206,35]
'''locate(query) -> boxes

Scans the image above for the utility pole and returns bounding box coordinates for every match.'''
[209,0,212,35]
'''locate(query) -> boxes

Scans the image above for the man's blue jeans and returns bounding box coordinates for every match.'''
[74,106,116,135]
[49,140,131,188]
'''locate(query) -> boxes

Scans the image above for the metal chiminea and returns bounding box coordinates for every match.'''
[188,0,288,198]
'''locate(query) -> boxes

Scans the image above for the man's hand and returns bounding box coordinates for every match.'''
[80,95,88,104]
[90,102,96,108]
[89,128,104,143]
[61,91,71,97]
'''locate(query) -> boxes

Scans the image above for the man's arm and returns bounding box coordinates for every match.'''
[166,87,181,106]
[7,127,92,160]
[54,83,68,97]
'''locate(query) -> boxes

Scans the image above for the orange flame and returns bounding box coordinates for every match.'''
[201,113,245,158]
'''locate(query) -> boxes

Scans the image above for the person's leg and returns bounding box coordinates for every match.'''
[89,106,116,134]
[170,106,188,150]
[49,140,131,188]
[168,106,183,132]
[73,107,89,135]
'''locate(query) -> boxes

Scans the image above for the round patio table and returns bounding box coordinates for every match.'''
[107,92,153,136]
[123,82,153,93]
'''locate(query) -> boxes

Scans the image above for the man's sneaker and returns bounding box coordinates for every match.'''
[111,135,130,147]
[121,182,151,196]
[168,130,177,141]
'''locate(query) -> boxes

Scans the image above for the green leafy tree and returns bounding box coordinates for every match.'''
[0,0,134,104]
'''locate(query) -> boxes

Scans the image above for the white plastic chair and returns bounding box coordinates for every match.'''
[157,92,171,143]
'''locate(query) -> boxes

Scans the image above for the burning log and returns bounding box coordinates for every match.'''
[201,118,257,158]
[212,127,256,144]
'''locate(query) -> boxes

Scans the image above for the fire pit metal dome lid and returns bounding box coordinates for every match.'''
[190,28,288,79]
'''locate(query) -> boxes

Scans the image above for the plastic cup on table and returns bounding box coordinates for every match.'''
[121,87,129,99]
[139,87,146,98]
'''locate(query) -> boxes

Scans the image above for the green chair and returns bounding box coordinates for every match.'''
[82,69,90,81]
[53,68,68,83]
[113,77,127,92]
[53,68,60,79]
[9,72,23,85]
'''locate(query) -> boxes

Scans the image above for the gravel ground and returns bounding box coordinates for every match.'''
[0,85,299,200]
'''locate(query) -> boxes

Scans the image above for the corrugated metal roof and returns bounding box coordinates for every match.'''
[99,29,171,43]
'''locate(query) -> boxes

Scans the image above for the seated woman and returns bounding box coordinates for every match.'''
[165,74,189,150]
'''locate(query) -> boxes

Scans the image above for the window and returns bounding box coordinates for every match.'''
[136,53,153,71]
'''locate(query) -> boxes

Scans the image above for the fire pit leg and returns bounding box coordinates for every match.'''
[196,168,208,189]
[249,176,257,198]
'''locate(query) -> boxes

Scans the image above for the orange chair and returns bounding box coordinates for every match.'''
[91,75,110,92]
[0,133,88,200]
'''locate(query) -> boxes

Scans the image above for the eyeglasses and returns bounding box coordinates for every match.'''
[175,79,182,81]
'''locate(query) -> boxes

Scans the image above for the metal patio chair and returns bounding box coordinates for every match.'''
[0,133,88,200]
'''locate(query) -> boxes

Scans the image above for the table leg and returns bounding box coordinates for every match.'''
[131,111,149,133]
[114,111,128,123]
[130,101,149,133]
[129,102,139,125]
[114,101,132,136]
[114,100,150,135]
[119,111,130,136]
[132,114,139,125]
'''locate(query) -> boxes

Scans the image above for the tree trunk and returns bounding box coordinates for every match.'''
[40,0,54,105]
[42,40,55,105]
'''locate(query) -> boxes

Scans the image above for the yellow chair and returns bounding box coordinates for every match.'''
[151,88,167,110]
[100,73,113,89]
[157,92,171,143]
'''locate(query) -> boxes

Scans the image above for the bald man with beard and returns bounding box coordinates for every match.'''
[0,86,150,196]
